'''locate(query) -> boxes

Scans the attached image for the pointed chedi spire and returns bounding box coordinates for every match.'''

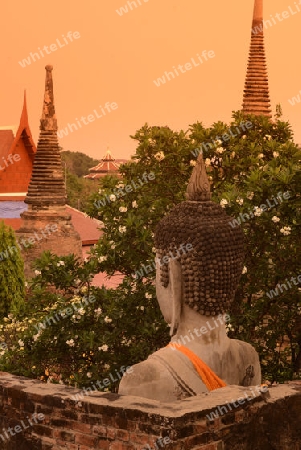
[16,65,83,277]
[186,152,211,202]
[25,65,66,209]
[242,0,272,118]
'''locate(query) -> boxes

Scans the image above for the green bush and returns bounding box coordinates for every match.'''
[0,222,25,319]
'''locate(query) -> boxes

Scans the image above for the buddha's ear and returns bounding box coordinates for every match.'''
[169,258,183,336]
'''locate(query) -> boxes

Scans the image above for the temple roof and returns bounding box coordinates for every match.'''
[242,0,272,118]
[25,66,66,208]
[0,93,36,161]
[84,148,127,180]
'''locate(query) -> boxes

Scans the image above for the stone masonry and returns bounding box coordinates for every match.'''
[0,373,300,450]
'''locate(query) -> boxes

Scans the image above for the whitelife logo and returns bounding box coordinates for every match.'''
[57,102,118,139]
[0,153,20,171]
[251,1,301,35]
[116,0,149,16]
[18,32,81,68]
[153,51,215,87]
[288,89,301,106]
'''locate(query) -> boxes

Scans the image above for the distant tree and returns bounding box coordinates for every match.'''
[65,171,99,211]
[60,150,100,211]
[61,151,99,177]
[0,222,25,319]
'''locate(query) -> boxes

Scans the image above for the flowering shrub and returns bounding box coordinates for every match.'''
[0,252,167,390]
[0,111,300,386]
[87,112,301,383]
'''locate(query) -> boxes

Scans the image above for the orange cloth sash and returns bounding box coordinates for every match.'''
[167,343,226,391]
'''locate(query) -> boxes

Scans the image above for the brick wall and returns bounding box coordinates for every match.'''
[0,373,300,450]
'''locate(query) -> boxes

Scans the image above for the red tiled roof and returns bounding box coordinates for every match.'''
[0,207,102,246]
[84,149,128,180]
[0,130,14,159]
[65,206,103,245]
[0,218,21,230]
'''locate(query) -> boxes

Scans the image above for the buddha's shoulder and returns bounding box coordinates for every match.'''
[118,348,179,400]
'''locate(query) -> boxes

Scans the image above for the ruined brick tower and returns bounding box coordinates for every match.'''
[16,65,82,277]
[242,0,272,117]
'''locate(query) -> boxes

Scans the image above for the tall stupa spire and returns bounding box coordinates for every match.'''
[40,65,57,131]
[25,65,66,209]
[242,0,272,118]
[17,65,83,277]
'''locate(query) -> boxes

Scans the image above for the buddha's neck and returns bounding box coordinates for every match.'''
[170,308,230,349]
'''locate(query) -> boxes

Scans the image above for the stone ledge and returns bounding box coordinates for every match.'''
[0,372,301,449]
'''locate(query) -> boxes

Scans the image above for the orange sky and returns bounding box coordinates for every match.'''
[1,0,300,160]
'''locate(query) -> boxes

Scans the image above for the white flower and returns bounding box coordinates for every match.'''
[99,344,108,352]
[265,135,272,141]
[145,293,152,299]
[152,247,156,253]
[273,151,279,158]
[254,207,263,217]
[154,151,165,161]
[258,153,264,159]
[87,372,92,378]
[140,306,145,311]
[94,308,102,317]
[119,206,127,213]
[109,194,116,202]
[33,334,40,342]
[78,308,86,316]
[34,270,41,276]
[119,225,126,233]
[247,192,254,200]
[57,261,65,267]
[98,189,103,194]
[216,147,225,154]
[104,363,110,370]
[18,339,24,347]
[272,216,280,223]
[242,135,247,139]
[116,182,124,189]
[109,240,116,249]
[104,316,112,323]
[280,226,291,235]
[66,339,75,347]
[190,160,197,167]
[205,158,211,166]
[230,151,236,159]
[132,200,138,208]
[220,199,228,208]
[98,256,107,263]
[242,266,247,274]
[236,198,244,205]
[215,139,223,145]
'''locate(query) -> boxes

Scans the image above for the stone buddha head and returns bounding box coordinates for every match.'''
[154,153,245,334]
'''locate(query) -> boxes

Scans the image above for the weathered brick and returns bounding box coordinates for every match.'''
[69,420,92,434]
[107,427,116,439]
[75,432,98,446]
[116,428,130,441]
[129,433,151,445]
[93,425,107,437]
[110,442,136,450]
[53,429,75,442]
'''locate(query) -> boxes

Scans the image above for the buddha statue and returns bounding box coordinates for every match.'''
[118,154,261,402]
